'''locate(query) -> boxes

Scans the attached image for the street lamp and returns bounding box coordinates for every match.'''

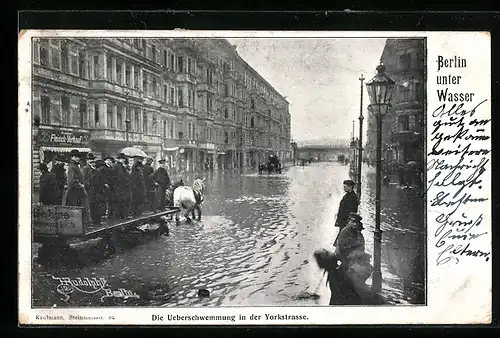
[125,90,131,147]
[357,74,365,198]
[365,61,395,294]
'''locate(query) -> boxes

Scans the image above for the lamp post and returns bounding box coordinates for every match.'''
[365,61,395,294]
[125,90,131,147]
[357,74,365,197]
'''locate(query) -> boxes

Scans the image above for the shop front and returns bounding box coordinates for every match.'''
[33,127,91,188]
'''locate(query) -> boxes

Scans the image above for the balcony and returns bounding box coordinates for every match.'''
[197,110,215,121]
[392,100,423,112]
[222,95,237,104]
[178,139,198,149]
[177,106,196,116]
[198,82,216,93]
[176,72,197,84]
[33,65,90,89]
[90,129,161,145]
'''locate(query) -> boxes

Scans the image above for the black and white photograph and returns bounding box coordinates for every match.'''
[28,36,426,309]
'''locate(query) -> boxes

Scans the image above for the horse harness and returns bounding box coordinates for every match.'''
[193,188,204,205]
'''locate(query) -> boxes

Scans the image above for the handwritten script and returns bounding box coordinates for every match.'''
[430,55,491,266]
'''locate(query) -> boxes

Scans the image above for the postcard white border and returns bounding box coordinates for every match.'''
[18,30,492,325]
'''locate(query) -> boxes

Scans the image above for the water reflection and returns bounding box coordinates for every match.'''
[32,163,425,307]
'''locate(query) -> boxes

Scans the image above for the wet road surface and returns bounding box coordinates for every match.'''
[32,162,425,307]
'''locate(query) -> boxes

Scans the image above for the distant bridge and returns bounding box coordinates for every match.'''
[294,144,350,163]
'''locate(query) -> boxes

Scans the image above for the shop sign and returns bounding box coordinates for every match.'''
[37,129,90,146]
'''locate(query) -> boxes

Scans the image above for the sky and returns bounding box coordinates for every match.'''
[227,38,387,144]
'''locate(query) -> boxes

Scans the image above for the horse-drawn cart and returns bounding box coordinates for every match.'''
[33,204,179,265]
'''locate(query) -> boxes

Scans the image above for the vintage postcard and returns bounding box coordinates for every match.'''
[18,30,491,325]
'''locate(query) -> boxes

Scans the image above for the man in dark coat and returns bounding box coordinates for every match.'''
[50,154,67,205]
[82,153,96,192]
[334,179,359,245]
[39,163,59,205]
[88,160,108,226]
[103,156,114,218]
[66,149,88,208]
[130,157,146,217]
[143,157,156,212]
[152,158,171,211]
[110,153,131,220]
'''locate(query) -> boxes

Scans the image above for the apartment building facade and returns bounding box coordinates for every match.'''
[31,38,292,186]
[365,38,425,167]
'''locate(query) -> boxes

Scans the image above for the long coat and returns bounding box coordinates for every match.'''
[130,163,146,205]
[152,167,171,187]
[39,171,60,205]
[335,190,358,229]
[50,162,66,203]
[66,160,88,207]
[82,164,93,192]
[110,162,131,204]
[143,164,155,191]
[88,167,108,214]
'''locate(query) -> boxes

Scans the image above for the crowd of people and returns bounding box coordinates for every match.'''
[37,149,174,226]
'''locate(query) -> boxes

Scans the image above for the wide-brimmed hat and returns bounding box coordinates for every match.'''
[55,154,67,162]
[95,159,106,168]
[117,153,128,160]
[87,153,96,160]
[343,179,355,187]
[158,158,166,163]
[69,149,80,157]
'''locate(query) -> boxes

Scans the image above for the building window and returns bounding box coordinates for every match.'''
[414,81,421,101]
[170,53,175,71]
[61,41,69,73]
[50,40,61,70]
[40,42,49,67]
[251,99,255,109]
[116,62,122,84]
[178,131,184,140]
[143,74,148,96]
[177,56,184,73]
[33,39,40,63]
[107,105,113,129]
[134,69,139,88]
[125,65,131,87]
[153,77,157,99]
[78,51,86,78]
[400,54,411,70]
[134,109,140,132]
[170,88,175,106]
[170,120,174,138]
[93,55,99,78]
[61,96,70,125]
[178,87,184,107]
[250,117,255,127]
[163,120,167,138]
[223,84,228,97]
[94,103,99,127]
[188,123,192,139]
[224,107,228,118]
[398,115,410,132]
[41,96,50,124]
[79,101,87,127]
[224,132,229,144]
[106,58,112,81]
[152,45,157,63]
[117,106,123,130]
[152,116,158,135]
[163,49,167,68]
[163,85,168,103]
[143,113,148,134]
[70,45,78,75]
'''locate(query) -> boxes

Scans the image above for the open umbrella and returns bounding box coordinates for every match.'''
[119,147,148,158]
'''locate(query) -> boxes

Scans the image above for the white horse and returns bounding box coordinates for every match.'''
[172,178,206,224]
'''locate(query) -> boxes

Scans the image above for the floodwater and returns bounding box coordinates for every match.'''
[32,162,425,307]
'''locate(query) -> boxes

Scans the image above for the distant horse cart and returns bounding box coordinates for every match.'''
[258,154,283,174]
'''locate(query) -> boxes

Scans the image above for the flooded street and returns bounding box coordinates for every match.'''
[32,162,425,307]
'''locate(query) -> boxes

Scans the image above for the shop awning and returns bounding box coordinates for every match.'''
[217,152,226,155]
[40,146,92,153]
[165,147,179,152]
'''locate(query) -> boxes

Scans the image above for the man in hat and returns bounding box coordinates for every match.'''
[50,153,67,205]
[333,212,372,295]
[88,160,108,226]
[334,179,359,233]
[130,156,146,217]
[143,157,156,212]
[66,149,89,210]
[82,153,96,192]
[110,153,132,220]
[103,156,115,218]
[39,163,59,205]
[152,158,171,211]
